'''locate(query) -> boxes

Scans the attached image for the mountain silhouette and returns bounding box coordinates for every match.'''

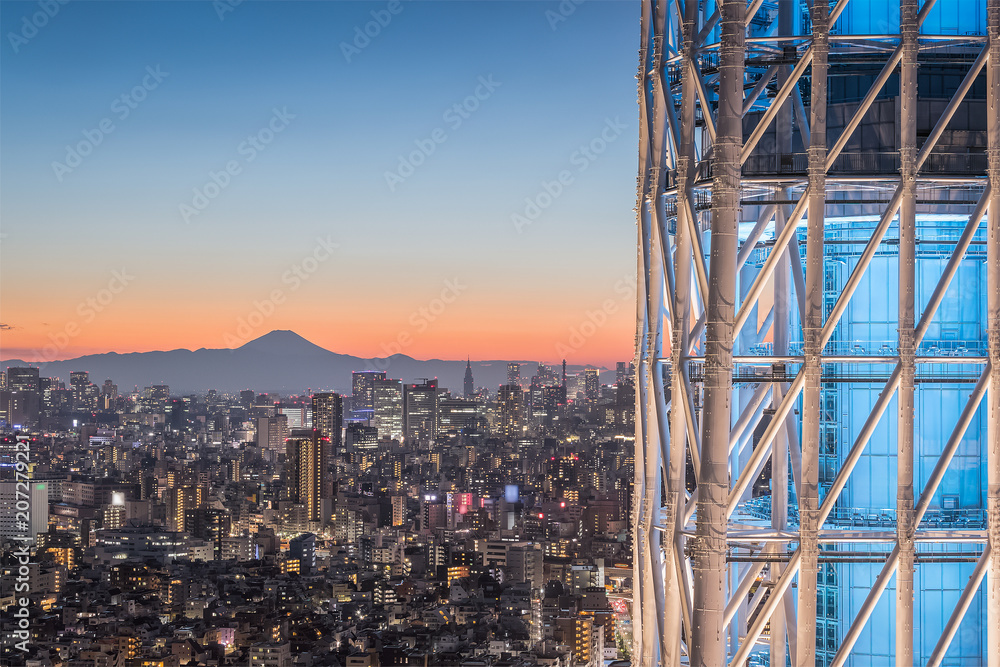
[1,330,612,394]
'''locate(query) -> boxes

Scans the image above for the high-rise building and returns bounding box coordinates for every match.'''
[496,384,522,440]
[506,542,544,589]
[7,367,39,393]
[5,367,40,425]
[165,485,201,533]
[311,393,343,448]
[100,379,118,410]
[464,358,475,398]
[372,378,403,441]
[256,415,288,452]
[583,369,599,401]
[506,362,521,386]
[438,398,482,433]
[185,507,231,560]
[391,495,406,527]
[284,429,329,523]
[352,370,386,416]
[0,480,48,545]
[70,371,89,405]
[615,361,633,385]
[239,389,255,408]
[634,3,995,666]
[346,422,379,451]
[403,379,438,444]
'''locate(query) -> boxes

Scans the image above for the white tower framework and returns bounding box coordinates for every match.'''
[633,0,999,665]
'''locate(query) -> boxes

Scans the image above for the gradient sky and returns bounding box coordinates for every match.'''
[1,0,638,368]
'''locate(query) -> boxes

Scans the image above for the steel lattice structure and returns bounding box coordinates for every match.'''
[632,0,999,665]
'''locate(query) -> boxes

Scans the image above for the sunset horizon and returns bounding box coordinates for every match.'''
[1,323,631,370]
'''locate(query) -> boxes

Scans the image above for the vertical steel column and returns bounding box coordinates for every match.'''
[770,7,795,661]
[690,0,743,664]
[797,2,827,665]
[987,1,1000,664]
[664,0,700,663]
[896,2,918,665]
[632,3,654,658]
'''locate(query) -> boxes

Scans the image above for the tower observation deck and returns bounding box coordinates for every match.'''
[633,1,999,665]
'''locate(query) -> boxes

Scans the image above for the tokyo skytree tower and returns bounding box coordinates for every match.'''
[632,0,999,665]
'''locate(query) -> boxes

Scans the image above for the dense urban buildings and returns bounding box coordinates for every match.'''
[635,1,997,666]
[1,359,638,667]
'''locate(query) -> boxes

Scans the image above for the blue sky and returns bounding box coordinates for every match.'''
[1,0,639,366]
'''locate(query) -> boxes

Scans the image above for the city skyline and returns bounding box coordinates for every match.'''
[0,0,638,367]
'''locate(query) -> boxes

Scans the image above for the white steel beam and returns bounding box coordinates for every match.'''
[797,3,826,662]
[741,48,814,165]
[986,3,1000,664]
[830,367,992,667]
[926,545,992,667]
[689,0,742,664]
[896,2,918,664]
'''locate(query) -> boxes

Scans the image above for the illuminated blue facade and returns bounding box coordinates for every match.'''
[633,0,997,665]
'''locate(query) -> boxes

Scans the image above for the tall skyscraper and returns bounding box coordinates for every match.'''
[100,379,118,410]
[311,393,343,448]
[373,378,403,441]
[464,358,475,398]
[615,361,633,385]
[582,369,598,401]
[7,367,39,393]
[70,370,89,406]
[5,367,40,426]
[506,363,521,386]
[403,379,438,444]
[166,484,201,533]
[496,384,522,440]
[284,429,328,523]
[438,397,482,433]
[352,370,386,416]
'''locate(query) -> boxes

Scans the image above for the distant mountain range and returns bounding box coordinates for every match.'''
[1,330,615,395]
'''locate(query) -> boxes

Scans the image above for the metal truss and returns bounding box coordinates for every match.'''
[632,0,1000,665]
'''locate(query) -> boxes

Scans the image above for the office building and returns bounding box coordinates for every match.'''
[285,429,328,523]
[372,378,403,441]
[403,379,438,444]
[0,480,48,545]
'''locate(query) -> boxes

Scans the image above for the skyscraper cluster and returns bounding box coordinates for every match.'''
[2,357,638,666]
